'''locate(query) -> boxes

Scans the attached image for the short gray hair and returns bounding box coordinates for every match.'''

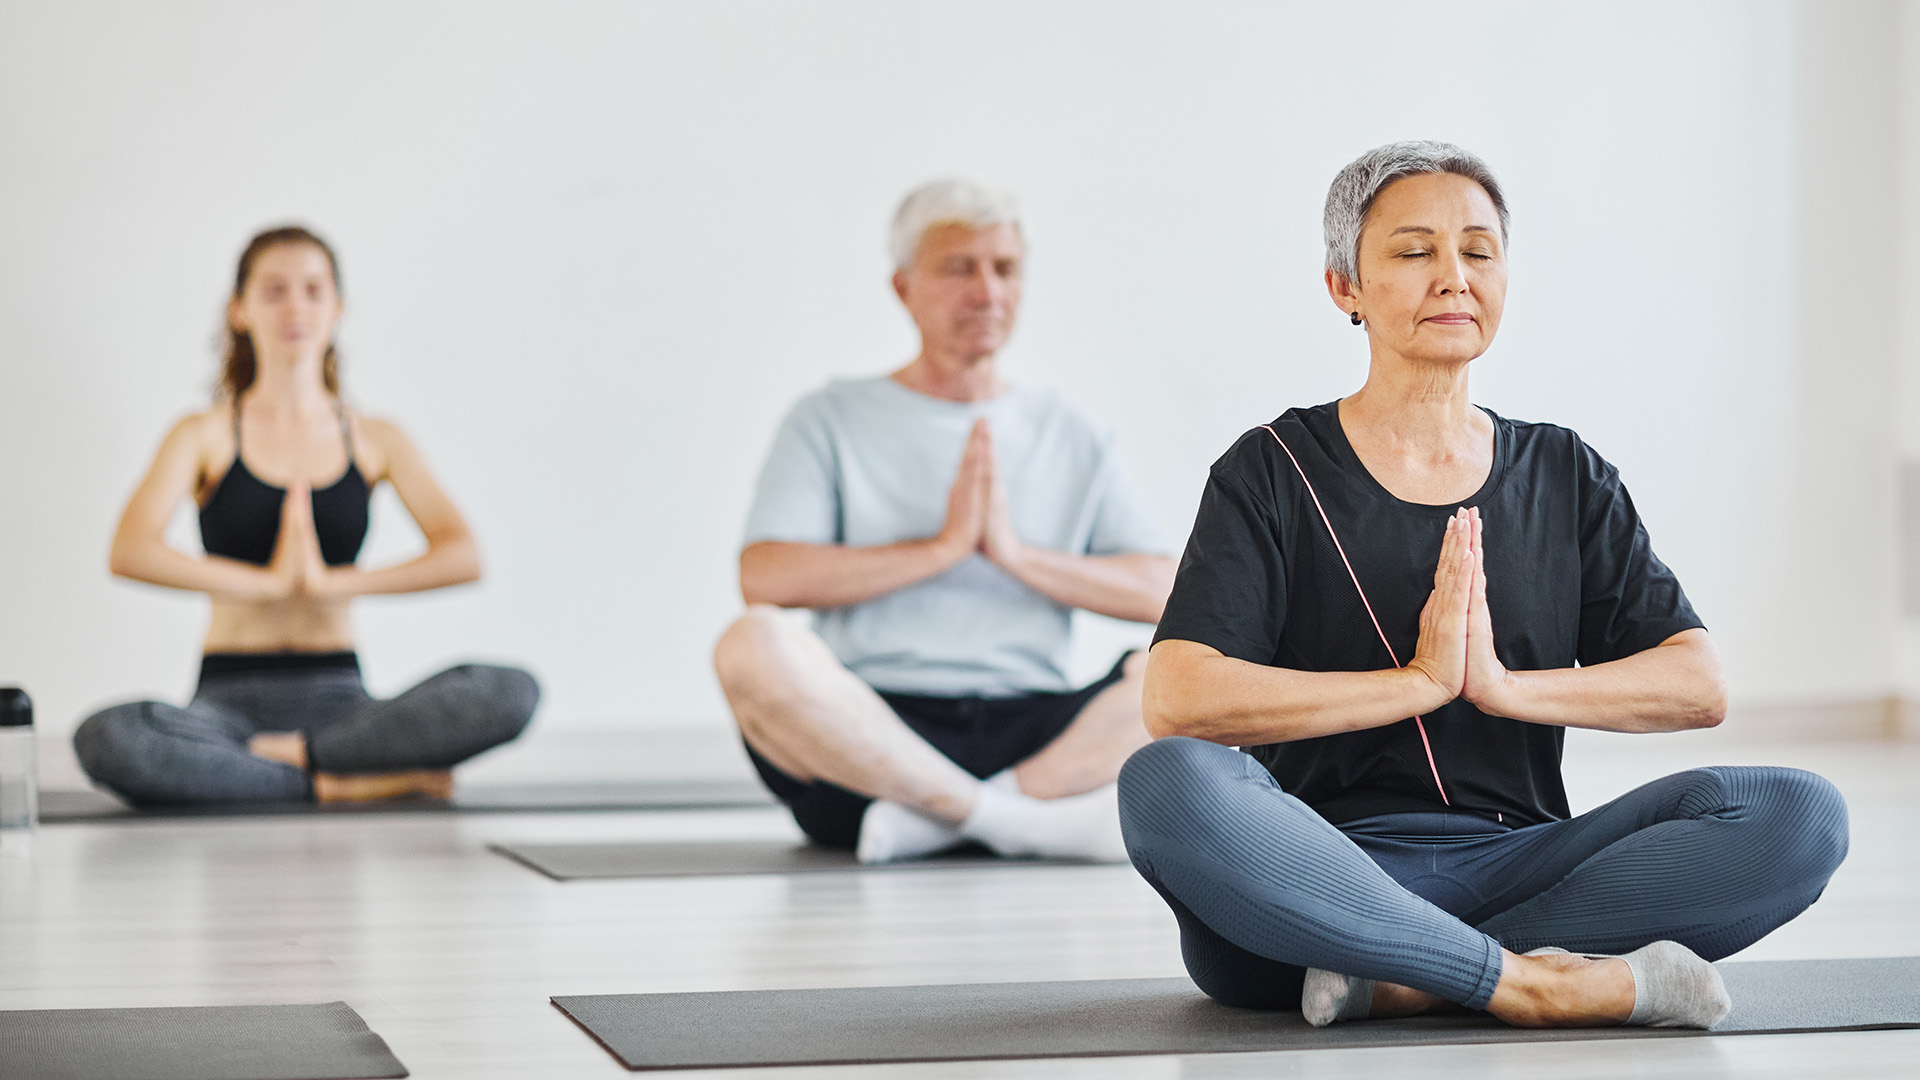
[889,178,1022,270]
[1323,141,1509,282]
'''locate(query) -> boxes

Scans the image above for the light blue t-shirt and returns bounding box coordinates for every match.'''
[743,376,1170,698]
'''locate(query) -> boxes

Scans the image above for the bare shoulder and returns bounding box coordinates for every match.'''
[344,410,422,483]
[167,405,234,466]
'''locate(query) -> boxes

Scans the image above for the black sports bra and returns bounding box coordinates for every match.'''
[198,400,371,567]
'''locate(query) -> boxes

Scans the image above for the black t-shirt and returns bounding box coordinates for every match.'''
[1153,401,1703,828]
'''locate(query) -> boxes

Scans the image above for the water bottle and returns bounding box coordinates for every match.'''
[0,688,36,834]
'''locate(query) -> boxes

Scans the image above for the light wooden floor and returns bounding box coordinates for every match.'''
[3,725,1916,1079]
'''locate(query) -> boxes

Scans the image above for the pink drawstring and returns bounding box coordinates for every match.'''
[1262,425,1450,806]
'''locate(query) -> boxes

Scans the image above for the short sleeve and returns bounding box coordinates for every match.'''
[1152,460,1289,663]
[742,398,841,546]
[1574,446,1704,665]
[1084,439,1172,556]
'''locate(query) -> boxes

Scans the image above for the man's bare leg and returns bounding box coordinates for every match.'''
[1012,650,1150,799]
[714,605,981,823]
[714,605,1134,863]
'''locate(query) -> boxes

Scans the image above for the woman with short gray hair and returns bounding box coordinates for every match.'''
[1117,142,1847,1029]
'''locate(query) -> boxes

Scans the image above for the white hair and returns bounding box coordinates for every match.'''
[1323,140,1510,283]
[888,178,1022,270]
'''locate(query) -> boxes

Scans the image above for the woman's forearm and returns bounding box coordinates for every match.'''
[1472,629,1726,733]
[109,538,283,600]
[321,534,481,597]
[1144,639,1452,744]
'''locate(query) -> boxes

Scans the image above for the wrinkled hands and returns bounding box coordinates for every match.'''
[1407,507,1513,715]
[936,417,1027,572]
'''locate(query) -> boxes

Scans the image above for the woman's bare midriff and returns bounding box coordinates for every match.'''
[203,594,355,653]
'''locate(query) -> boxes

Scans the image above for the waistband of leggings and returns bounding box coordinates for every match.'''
[198,651,361,682]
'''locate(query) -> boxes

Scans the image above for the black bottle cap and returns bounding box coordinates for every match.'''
[0,688,31,728]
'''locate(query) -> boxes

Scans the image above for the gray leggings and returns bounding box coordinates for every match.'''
[1118,737,1849,1011]
[74,659,538,805]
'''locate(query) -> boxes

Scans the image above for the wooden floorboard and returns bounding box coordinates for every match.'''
[3,725,1916,1078]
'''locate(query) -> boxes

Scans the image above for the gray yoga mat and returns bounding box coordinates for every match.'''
[0,1000,407,1080]
[552,957,1920,1070]
[491,838,1119,880]
[38,778,773,823]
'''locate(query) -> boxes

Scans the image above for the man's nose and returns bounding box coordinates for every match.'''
[971,267,1004,305]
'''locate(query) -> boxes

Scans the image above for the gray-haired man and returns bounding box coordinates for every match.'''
[713,178,1175,863]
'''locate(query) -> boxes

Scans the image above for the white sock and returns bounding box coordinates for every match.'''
[1300,968,1374,1027]
[959,781,1127,862]
[1621,940,1732,1028]
[854,799,965,864]
[985,768,1023,793]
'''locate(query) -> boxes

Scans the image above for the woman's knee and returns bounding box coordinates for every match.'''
[1119,737,1240,797]
[72,703,150,785]
[1687,765,1850,884]
[1746,766,1849,879]
[1117,738,1246,853]
[444,664,540,744]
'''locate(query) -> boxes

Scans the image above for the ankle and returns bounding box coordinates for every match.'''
[1489,953,1632,1028]
[1369,981,1445,1018]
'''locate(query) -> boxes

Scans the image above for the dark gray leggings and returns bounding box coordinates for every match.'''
[1118,737,1850,1011]
[74,662,538,805]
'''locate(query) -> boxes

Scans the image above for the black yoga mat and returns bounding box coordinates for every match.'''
[0,1000,407,1080]
[490,838,1120,880]
[553,957,1920,1070]
[38,779,773,823]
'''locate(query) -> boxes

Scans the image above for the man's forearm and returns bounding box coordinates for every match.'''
[996,549,1175,624]
[739,539,970,609]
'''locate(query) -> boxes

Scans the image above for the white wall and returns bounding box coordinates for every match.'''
[1896,1,1920,705]
[1,1,1909,782]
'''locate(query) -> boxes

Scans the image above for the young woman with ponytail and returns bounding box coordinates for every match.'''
[75,226,538,806]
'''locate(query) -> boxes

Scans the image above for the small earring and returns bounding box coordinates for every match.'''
[1349,311,1363,326]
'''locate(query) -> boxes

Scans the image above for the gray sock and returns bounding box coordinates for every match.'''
[1300,968,1375,1028]
[1621,940,1732,1028]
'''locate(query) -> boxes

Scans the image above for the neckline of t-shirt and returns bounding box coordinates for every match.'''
[865,374,1027,410]
[1312,399,1510,516]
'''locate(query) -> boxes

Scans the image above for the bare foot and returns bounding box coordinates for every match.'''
[313,770,455,803]
[247,731,309,769]
[1486,948,1635,1027]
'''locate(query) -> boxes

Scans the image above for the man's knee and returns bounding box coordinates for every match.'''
[714,605,830,731]
[714,605,801,690]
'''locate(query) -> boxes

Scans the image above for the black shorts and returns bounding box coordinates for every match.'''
[745,652,1135,851]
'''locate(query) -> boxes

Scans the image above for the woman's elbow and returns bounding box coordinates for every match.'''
[435,534,482,585]
[1688,674,1729,729]
[1140,663,1197,740]
[107,535,148,580]
[1681,636,1729,729]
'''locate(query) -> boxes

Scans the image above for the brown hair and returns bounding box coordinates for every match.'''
[219,225,343,400]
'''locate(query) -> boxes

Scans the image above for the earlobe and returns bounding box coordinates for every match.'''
[1324,269,1362,326]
